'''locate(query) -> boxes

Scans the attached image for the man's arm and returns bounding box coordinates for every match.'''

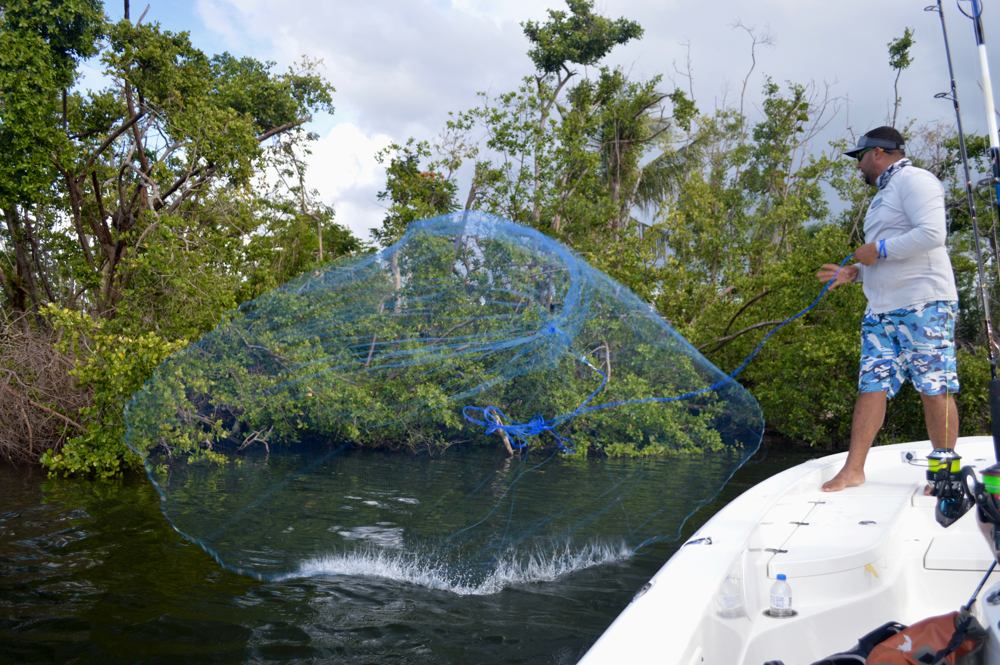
[882,171,947,259]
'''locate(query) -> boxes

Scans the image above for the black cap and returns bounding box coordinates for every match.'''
[844,126,906,158]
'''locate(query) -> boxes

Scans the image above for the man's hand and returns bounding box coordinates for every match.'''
[816,263,859,290]
[854,242,878,265]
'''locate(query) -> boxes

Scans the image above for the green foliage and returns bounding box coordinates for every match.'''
[722,227,865,446]
[521,0,643,74]
[1,5,342,317]
[374,19,942,453]
[887,28,915,73]
[124,221,748,465]
[111,210,242,339]
[40,306,185,477]
[1,5,360,474]
[373,139,460,247]
[888,27,915,125]
[953,349,993,437]
[667,88,697,133]
[0,0,103,208]
[8,0,999,473]
[239,191,361,299]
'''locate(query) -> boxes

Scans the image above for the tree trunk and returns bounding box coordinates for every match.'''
[98,240,127,317]
[2,206,40,315]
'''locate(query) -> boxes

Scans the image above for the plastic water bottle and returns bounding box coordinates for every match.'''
[768,573,794,617]
[716,574,745,618]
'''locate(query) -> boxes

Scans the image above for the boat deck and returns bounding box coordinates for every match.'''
[580,436,1000,665]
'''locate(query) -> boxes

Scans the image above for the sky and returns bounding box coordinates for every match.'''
[97,0,1000,240]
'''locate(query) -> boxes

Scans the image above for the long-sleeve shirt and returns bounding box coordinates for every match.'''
[857,163,958,313]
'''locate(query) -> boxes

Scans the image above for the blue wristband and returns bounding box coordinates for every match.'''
[877,239,887,259]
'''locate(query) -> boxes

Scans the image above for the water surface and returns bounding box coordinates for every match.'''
[0,444,814,663]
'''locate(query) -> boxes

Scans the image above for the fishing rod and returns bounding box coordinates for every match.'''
[928,0,1000,459]
[958,1,1000,204]
[961,0,1000,460]
[960,0,1000,279]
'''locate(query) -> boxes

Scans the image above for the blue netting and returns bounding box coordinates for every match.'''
[125,211,764,590]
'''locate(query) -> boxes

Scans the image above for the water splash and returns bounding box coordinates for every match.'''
[290,540,632,596]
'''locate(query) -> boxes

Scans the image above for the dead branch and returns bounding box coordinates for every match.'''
[722,289,772,337]
[701,319,784,354]
[489,411,514,457]
[0,324,89,464]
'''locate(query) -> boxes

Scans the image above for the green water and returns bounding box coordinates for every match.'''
[0,444,815,664]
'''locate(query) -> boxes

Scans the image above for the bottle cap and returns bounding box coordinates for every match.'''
[776,573,786,580]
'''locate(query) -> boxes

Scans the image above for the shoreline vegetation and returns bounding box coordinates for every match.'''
[2,1,996,477]
[123,214,763,472]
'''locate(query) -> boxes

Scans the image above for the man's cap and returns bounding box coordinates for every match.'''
[844,126,906,158]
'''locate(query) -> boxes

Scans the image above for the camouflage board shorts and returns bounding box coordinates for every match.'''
[859,300,959,398]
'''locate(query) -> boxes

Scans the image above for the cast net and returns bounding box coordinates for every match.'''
[125,211,763,592]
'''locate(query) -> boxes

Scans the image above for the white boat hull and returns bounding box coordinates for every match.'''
[580,436,1000,665]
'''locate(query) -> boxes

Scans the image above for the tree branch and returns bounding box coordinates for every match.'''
[702,319,783,354]
[79,111,145,175]
[0,377,85,432]
[722,288,772,336]
[257,118,308,143]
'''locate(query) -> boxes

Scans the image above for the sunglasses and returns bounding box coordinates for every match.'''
[855,147,880,162]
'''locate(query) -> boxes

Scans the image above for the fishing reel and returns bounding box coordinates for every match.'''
[973,465,1000,560]
[927,448,974,527]
[926,449,1000,562]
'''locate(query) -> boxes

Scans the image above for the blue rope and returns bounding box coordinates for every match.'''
[461,405,577,453]
[463,254,855,453]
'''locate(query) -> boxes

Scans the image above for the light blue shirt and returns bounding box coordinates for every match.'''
[857,162,958,314]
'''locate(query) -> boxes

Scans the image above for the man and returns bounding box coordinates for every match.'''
[816,126,960,492]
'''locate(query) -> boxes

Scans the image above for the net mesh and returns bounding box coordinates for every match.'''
[125,211,763,590]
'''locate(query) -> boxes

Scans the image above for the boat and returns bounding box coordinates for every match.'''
[582,0,1000,660]
[579,435,1000,664]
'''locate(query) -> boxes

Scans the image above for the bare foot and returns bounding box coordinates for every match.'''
[821,468,865,492]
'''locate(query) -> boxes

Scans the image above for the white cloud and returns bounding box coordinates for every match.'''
[307,123,392,200]
[448,0,553,28]
[333,198,387,244]
[187,0,1000,240]
[305,122,393,241]
[193,0,248,50]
